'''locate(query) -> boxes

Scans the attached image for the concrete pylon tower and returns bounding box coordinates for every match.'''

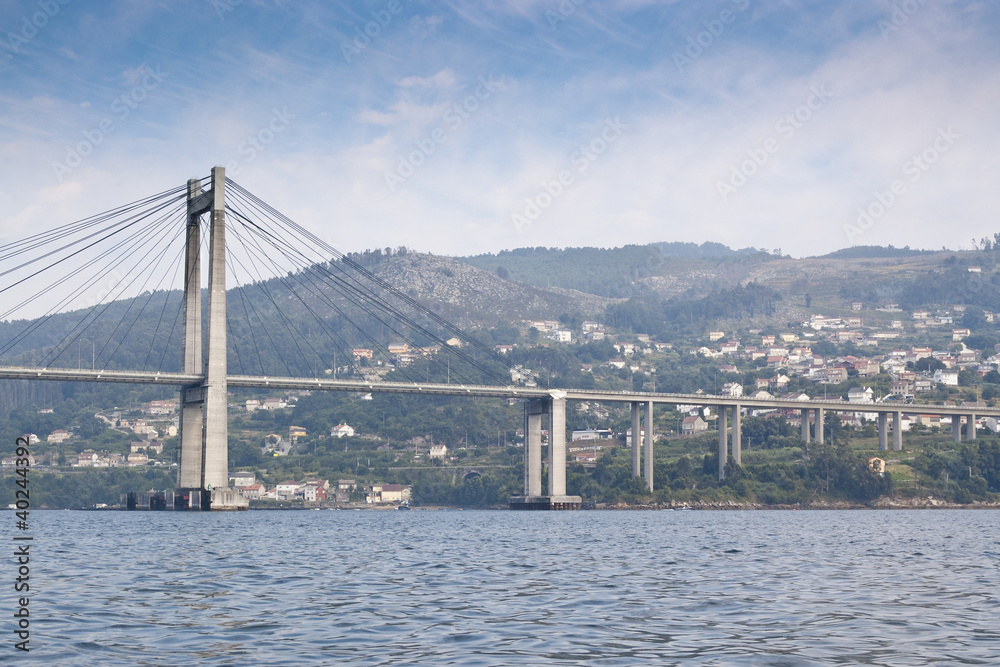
[176,167,247,510]
[177,179,204,492]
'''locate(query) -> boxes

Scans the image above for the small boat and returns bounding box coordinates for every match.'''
[395,502,412,510]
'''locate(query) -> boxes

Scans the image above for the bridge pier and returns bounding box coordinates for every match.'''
[968,413,977,440]
[732,404,741,466]
[644,400,653,493]
[718,404,728,480]
[816,408,825,445]
[549,396,567,497]
[878,412,888,450]
[510,393,580,510]
[893,411,903,451]
[174,167,246,511]
[952,417,962,442]
[630,401,641,478]
[800,408,811,444]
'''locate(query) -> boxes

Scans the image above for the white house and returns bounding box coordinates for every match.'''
[275,481,300,500]
[331,424,356,438]
[721,382,743,397]
[428,444,448,458]
[933,370,960,386]
[847,387,874,404]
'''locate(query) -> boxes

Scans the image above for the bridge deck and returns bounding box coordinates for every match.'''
[0,366,996,417]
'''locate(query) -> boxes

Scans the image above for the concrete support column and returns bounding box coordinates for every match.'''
[732,404,742,466]
[718,405,728,480]
[893,411,903,451]
[644,401,654,493]
[548,397,566,497]
[522,403,529,494]
[525,399,544,496]
[969,413,977,440]
[816,408,825,445]
[878,412,888,450]
[800,409,811,443]
[177,178,204,490]
[952,417,962,443]
[201,166,229,491]
[630,402,641,479]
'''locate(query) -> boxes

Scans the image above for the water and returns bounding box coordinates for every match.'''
[17,509,1000,665]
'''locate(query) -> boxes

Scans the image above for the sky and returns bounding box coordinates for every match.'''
[1,0,999,261]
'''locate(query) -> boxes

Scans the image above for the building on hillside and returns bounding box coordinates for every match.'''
[367,483,407,503]
[721,382,743,397]
[275,481,300,500]
[147,400,176,415]
[303,485,327,502]
[571,429,615,441]
[331,424,355,438]
[428,444,448,458]
[232,471,256,488]
[47,429,71,443]
[933,370,959,386]
[130,441,163,454]
[126,452,148,466]
[847,387,874,403]
[681,416,708,434]
[240,483,265,500]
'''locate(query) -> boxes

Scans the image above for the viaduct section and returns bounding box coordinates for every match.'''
[2,365,997,509]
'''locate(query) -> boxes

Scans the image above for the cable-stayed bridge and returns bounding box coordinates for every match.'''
[2,167,999,509]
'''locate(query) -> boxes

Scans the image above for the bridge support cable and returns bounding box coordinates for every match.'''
[141,249,187,372]
[0,197,188,368]
[91,226,188,371]
[220,234,302,377]
[36,203,187,370]
[224,222,376,380]
[226,204,484,384]
[0,195,187,322]
[226,179,510,371]
[226,249,292,377]
[224,196,433,381]
[0,184,187,267]
[0,187,186,295]
[223,184,508,385]
[227,208,428,382]
[225,201,438,383]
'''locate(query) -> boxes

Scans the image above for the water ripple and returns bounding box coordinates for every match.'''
[21,509,1000,665]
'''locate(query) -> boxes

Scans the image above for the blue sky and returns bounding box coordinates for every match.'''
[2,0,999,259]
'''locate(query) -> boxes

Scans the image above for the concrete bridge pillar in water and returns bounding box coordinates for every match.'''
[629,401,655,492]
[893,411,903,451]
[510,393,580,510]
[717,404,742,481]
[174,167,247,511]
[718,405,727,480]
